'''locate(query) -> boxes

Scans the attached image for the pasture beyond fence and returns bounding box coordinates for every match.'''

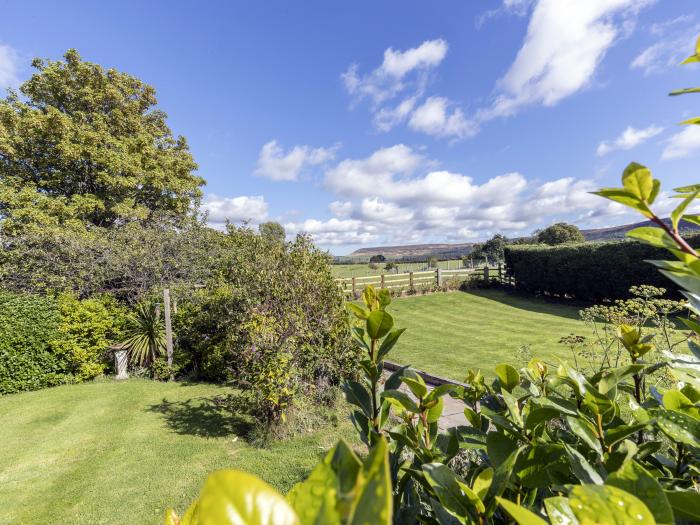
[336,264,509,295]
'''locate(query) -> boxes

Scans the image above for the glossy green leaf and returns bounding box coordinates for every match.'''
[186,469,300,525]
[592,188,651,216]
[564,444,603,484]
[497,498,548,525]
[567,415,603,456]
[350,437,392,525]
[626,226,678,250]
[422,462,484,520]
[401,371,428,399]
[426,396,445,423]
[680,117,700,125]
[381,389,419,413]
[361,286,377,309]
[622,162,655,202]
[346,303,369,320]
[653,409,700,448]
[672,191,699,232]
[472,468,493,500]
[343,380,372,417]
[495,363,520,392]
[663,389,700,419]
[287,459,340,525]
[376,328,405,361]
[607,461,673,525]
[664,490,700,522]
[543,497,577,525]
[366,310,393,340]
[604,423,647,448]
[567,485,654,525]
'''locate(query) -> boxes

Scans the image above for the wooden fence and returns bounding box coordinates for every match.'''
[336,264,510,295]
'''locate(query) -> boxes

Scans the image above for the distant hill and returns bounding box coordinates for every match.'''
[342,218,699,261]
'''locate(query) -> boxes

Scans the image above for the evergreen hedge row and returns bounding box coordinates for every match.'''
[503,234,700,301]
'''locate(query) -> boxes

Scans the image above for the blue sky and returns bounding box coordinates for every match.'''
[1,0,699,254]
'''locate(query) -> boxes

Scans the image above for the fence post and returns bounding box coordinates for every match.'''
[436,268,442,287]
[483,266,489,284]
[163,288,174,380]
[352,277,356,295]
[409,271,414,288]
[381,274,385,289]
[498,263,502,283]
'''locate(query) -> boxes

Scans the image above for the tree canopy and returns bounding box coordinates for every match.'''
[535,222,584,245]
[0,49,204,233]
[258,221,286,243]
[472,233,507,262]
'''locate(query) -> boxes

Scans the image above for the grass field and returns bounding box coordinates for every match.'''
[331,259,474,278]
[0,380,356,525]
[387,289,587,380]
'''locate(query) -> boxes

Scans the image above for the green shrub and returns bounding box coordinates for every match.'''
[504,234,700,301]
[50,293,126,381]
[0,291,124,394]
[173,229,357,425]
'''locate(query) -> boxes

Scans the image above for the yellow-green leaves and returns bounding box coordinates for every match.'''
[366,310,394,340]
[593,162,659,218]
[174,469,300,525]
[671,191,699,232]
[494,363,520,392]
[626,226,678,250]
[616,324,654,360]
[622,162,658,202]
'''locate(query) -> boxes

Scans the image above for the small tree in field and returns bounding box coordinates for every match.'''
[369,254,386,263]
[258,221,286,243]
[536,222,584,244]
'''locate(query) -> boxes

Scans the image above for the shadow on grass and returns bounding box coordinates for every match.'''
[147,395,253,439]
[463,288,583,321]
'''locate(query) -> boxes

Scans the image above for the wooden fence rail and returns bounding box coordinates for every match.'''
[336,264,510,295]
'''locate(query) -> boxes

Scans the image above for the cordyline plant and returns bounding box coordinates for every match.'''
[164,37,700,525]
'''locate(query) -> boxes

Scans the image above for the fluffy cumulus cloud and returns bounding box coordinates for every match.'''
[631,15,700,75]
[662,126,700,160]
[254,140,337,181]
[342,39,473,140]
[477,0,650,124]
[596,124,663,156]
[0,43,19,89]
[286,144,641,248]
[342,39,447,105]
[408,97,476,140]
[203,194,268,227]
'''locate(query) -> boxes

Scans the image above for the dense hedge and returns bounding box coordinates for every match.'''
[504,234,700,301]
[0,291,124,395]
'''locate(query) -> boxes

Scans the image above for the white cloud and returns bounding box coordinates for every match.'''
[631,15,699,75]
[0,44,19,89]
[329,200,353,217]
[662,126,700,160]
[203,194,268,226]
[342,39,448,105]
[596,124,663,156]
[408,97,476,139]
[477,0,649,123]
[342,39,474,140]
[254,140,337,181]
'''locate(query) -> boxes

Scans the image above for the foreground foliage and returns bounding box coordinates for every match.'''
[168,37,700,520]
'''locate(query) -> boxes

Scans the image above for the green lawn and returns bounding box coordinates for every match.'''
[0,379,355,525]
[387,289,587,381]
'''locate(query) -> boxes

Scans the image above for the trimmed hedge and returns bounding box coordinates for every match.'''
[504,234,700,302]
[0,292,67,394]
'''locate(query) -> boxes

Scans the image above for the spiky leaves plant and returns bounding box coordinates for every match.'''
[122,302,166,367]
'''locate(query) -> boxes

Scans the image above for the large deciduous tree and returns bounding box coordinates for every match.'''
[535,222,584,245]
[0,49,204,233]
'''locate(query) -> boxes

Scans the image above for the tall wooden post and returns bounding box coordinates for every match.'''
[352,277,356,295]
[163,288,173,378]
[498,263,502,282]
[409,271,414,288]
[436,268,442,287]
[483,266,490,284]
[381,274,385,289]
